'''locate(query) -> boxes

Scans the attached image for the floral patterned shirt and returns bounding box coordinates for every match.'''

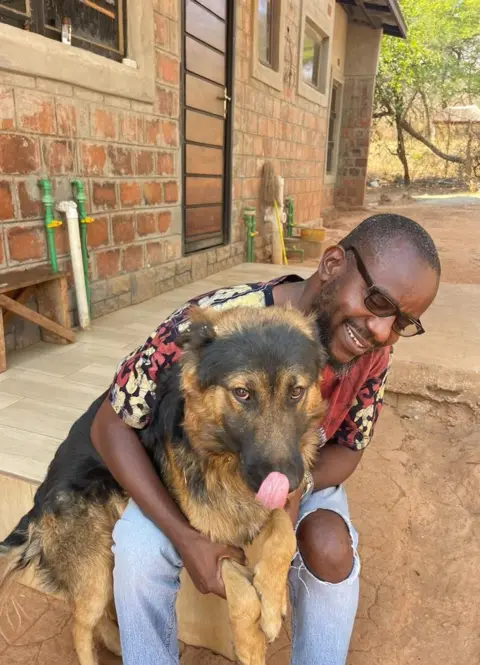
[109,276,391,451]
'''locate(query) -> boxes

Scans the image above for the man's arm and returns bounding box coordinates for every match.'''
[312,442,364,490]
[91,398,245,598]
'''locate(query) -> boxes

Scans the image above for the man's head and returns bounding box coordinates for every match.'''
[299,213,441,371]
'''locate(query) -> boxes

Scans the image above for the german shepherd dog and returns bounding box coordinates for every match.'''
[0,306,326,665]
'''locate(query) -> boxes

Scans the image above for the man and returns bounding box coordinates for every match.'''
[90,213,440,665]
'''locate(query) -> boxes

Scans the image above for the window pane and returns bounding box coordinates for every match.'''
[258,0,273,67]
[0,0,28,14]
[303,21,328,91]
[327,82,341,174]
[302,28,316,85]
[44,0,124,53]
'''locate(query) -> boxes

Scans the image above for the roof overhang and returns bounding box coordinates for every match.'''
[336,0,407,39]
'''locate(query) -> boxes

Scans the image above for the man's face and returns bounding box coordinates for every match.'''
[302,243,439,370]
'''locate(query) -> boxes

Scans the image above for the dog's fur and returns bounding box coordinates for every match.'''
[0,306,326,665]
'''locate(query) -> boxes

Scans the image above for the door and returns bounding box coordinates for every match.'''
[182,0,234,254]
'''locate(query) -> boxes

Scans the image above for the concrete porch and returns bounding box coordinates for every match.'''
[0,263,479,665]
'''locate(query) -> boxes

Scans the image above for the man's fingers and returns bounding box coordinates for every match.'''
[222,546,246,566]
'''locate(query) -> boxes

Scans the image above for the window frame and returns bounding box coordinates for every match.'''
[251,0,286,92]
[297,1,333,107]
[325,76,344,183]
[0,0,154,103]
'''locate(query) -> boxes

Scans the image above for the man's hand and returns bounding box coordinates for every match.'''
[178,531,246,599]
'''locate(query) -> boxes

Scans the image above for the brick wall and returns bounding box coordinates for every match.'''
[232,0,330,261]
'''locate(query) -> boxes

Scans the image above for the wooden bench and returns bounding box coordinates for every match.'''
[0,266,75,372]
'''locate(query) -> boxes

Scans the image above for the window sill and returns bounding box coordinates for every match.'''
[298,78,329,107]
[0,2,154,103]
[251,59,284,92]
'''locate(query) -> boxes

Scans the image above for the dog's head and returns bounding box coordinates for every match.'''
[178,306,327,499]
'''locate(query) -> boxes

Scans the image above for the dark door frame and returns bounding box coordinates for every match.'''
[180,0,236,255]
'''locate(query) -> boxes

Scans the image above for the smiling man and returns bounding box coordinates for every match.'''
[91,213,440,665]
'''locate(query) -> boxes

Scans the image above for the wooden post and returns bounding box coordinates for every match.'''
[0,308,6,373]
[35,276,71,345]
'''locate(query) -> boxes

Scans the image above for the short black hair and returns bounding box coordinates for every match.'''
[339,213,441,276]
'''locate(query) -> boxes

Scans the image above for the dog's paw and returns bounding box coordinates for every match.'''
[253,566,285,643]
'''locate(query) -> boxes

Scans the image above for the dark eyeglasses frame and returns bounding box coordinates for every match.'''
[344,245,425,338]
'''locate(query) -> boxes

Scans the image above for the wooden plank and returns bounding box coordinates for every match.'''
[0,307,6,373]
[186,36,225,85]
[186,206,222,237]
[36,276,71,345]
[186,144,223,175]
[186,0,225,52]
[186,74,225,117]
[196,0,226,19]
[0,294,75,344]
[186,110,224,146]
[186,177,223,205]
[0,267,66,295]
[3,286,36,326]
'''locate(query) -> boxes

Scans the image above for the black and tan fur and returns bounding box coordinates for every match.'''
[0,306,326,665]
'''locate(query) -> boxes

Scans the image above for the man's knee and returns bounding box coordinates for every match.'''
[297,509,354,583]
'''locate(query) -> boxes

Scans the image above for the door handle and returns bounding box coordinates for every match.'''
[217,88,231,118]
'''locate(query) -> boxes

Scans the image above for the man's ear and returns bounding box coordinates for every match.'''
[176,306,217,353]
[318,245,348,282]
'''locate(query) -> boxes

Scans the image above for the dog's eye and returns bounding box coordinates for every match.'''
[233,387,250,401]
[290,386,305,401]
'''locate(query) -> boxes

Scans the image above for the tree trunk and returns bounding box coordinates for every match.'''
[395,114,411,186]
[399,117,465,164]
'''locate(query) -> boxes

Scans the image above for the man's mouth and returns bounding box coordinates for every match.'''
[344,322,371,351]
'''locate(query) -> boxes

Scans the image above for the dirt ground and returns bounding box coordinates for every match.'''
[319,189,480,285]
[1,400,478,665]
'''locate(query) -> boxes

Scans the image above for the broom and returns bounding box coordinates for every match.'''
[261,162,288,265]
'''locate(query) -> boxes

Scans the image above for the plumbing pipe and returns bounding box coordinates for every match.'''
[285,197,294,238]
[243,207,258,262]
[57,200,90,330]
[71,180,94,314]
[39,178,62,272]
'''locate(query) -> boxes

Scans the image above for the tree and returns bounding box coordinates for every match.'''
[374,0,480,185]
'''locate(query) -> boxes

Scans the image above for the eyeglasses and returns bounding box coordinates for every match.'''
[344,245,425,338]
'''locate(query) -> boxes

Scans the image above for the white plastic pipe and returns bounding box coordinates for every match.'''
[57,200,90,330]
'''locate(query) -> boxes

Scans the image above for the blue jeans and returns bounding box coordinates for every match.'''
[112,486,360,665]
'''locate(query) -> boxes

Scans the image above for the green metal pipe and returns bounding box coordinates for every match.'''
[243,207,257,262]
[71,179,92,314]
[285,197,294,238]
[39,178,61,272]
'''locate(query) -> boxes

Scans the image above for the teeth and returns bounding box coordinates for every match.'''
[346,323,364,348]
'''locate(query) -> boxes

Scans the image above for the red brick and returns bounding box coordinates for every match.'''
[17,181,42,218]
[156,53,179,85]
[92,182,117,210]
[80,143,107,176]
[158,211,172,234]
[136,150,155,176]
[42,139,75,175]
[96,249,120,279]
[91,108,117,140]
[16,90,56,134]
[108,146,134,176]
[87,215,109,248]
[56,100,89,137]
[0,88,15,130]
[143,182,163,206]
[146,240,165,266]
[0,234,4,265]
[144,118,162,146]
[0,181,14,220]
[112,214,135,244]
[6,225,46,262]
[155,13,168,46]
[157,152,175,175]
[162,120,178,147]
[156,86,177,117]
[54,224,70,256]
[120,182,142,208]
[0,135,40,174]
[119,113,142,143]
[164,181,179,203]
[137,212,157,237]
[122,245,144,272]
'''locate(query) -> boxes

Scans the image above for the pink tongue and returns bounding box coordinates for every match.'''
[255,472,290,510]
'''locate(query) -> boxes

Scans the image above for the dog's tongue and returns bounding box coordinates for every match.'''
[255,472,290,510]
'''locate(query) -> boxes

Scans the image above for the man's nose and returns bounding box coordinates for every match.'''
[365,315,397,344]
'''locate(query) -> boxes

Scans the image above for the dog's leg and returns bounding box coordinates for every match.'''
[73,590,110,665]
[221,559,266,665]
[96,615,121,656]
[252,509,296,643]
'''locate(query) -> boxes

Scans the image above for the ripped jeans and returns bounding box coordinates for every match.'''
[112,486,360,665]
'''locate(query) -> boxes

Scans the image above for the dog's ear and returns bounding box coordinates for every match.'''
[176,306,217,353]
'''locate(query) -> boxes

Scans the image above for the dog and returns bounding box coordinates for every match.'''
[0,305,326,665]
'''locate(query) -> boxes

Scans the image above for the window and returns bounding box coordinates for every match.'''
[252,0,285,91]
[326,80,342,176]
[302,19,328,94]
[258,0,276,69]
[0,0,126,61]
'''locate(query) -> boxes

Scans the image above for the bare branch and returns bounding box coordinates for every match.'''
[399,118,466,164]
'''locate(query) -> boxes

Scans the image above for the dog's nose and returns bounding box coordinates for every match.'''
[245,455,304,494]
